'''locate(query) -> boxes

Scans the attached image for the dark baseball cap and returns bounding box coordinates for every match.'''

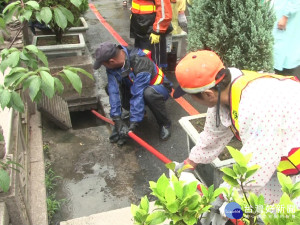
[93,41,118,70]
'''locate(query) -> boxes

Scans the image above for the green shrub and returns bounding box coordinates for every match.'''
[187,0,275,72]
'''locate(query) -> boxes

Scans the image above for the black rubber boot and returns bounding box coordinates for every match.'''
[159,125,171,141]
[109,127,119,143]
[117,137,127,146]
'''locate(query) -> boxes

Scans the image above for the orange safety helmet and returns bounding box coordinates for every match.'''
[173,50,225,98]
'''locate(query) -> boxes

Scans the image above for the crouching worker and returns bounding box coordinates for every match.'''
[93,41,173,146]
[173,50,300,224]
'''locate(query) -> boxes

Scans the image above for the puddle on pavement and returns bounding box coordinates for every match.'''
[42,111,147,224]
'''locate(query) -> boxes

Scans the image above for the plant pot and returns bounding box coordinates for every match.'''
[178,114,242,187]
[67,17,89,39]
[32,33,86,58]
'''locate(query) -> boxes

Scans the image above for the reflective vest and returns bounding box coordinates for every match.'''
[131,0,156,14]
[230,70,300,176]
[128,49,164,85]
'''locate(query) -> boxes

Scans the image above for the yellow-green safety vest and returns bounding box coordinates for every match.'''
[230,70,300,176]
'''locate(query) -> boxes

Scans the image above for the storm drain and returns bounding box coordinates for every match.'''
[38,94,72,130]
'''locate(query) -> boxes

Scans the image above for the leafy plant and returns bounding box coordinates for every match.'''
[0,159,22,192]
[0,1,93,112]
[132,147,300,225]
[187,0,275,71]
[221,147,300,225]
[131,167,224,225]
[45,161,64,222]
[3,0,89,43]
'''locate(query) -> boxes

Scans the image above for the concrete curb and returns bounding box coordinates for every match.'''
[29,110,48,225]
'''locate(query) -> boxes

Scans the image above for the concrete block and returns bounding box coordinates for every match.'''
[37,94,72,130]
[0,202,9,225]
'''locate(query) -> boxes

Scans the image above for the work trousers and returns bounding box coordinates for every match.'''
[143,86,171,127]
[134,35,168,68]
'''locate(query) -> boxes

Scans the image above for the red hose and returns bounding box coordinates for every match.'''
[128,131,172,164]
[91,110,244,225]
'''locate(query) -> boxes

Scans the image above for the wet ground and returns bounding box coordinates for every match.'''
[42,0,208,224]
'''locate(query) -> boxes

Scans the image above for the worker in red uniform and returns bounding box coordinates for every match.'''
[130,0,173,69]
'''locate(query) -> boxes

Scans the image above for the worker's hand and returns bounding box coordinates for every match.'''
[149,33,160,44]
[113,117,128,134]
[178,12,187,28]
[174,160,195,175]
[129,121,139,132]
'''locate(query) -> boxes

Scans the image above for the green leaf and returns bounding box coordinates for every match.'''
[140,196,149,213]
[28,76,41,101]
[222,175,239,187]
[40,7,52,24]
[200,184,208,196]
[53,7,67,30]
[165,162,175,171]
[3,1,20,14]
[66,67,94,80]
[0,89,11,109]
[3,4,18,23]
[131,204,139,217]
[291,189,300,200]
[221,167,237,178]
[63,69,82,94]
[166,200,179,213]
[54,78,64,94]
[277,172,293,192]
[4,72,24,87]
[1,51,20,72]
[11,91,24,112]
[20,10,32,22]
[145,211,167,225]
[25,45,39,53]
[40,71,55,98]
[58,6,74,23]
[249,192,258,208]
[227,146,248,167]
[70,0,82,8]
[257,194,265,206]
[0,169,10,192]
[213,187,225,198]
[245,165,260,179]
[165,186,176,203]
[173,179,183,199]
[156,174,169,197]
[25,1,39,10]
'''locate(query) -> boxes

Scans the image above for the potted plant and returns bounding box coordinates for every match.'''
[3,0,89,56]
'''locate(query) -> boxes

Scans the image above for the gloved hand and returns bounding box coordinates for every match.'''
[174,160,195,175]
[178,12,187,28]
[113,117,128,134]
[149,33,160,44]
[129,121,139,132]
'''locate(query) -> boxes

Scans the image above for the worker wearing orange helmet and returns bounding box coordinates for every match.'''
[130,0,173,68]
[173,50,300,219]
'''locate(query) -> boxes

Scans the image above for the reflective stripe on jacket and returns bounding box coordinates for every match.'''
[230,70,300,176]
[132,0,156,14]
[131,0,172,34]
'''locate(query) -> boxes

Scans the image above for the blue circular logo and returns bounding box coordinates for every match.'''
[225,202,243,219]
